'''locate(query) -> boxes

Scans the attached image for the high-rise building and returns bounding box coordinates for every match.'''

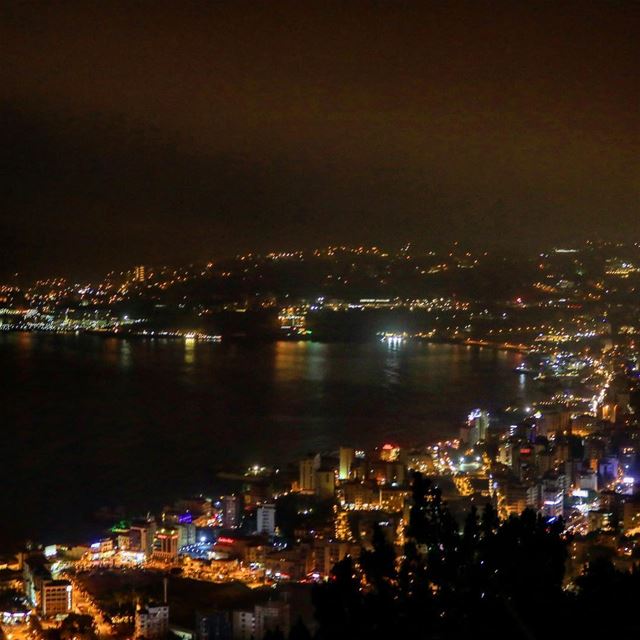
[130,518,157,557]
[177,522,197,548]
[153,528,179,562]
[256,504,276,536]
[467,409,490,443]
[134,265,146,282]
[314,470,335,500]
[42,580,72,618]
[339,447,354,480]
[222,495,241,529]
[299,455,320,492]
[334,508,354,542]
[529,476,565,518]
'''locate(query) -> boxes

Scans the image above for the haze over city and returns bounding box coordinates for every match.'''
[3,3,640,640]
[2,1,639,279]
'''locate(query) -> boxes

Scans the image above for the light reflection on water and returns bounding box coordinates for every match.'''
[2,333,538,545]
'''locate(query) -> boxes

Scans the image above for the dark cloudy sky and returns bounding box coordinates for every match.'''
[1,1,638,278]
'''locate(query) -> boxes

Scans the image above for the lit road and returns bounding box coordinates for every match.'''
[64,577,113,637]
[428,443,476,497]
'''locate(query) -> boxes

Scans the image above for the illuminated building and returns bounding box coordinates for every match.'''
[23,555,51,607]
[299,455,320,493]
[339,447,354,480]
[623,499,640,533]
[588,510,613,533]
[334,508,354,541]
[342,481,379,510]
[497,440,515,467]
[599,403,618,423]
[135,603,169,639]
[314,469,335,500]
[528,475,565,518]
[42,580,72,618]
[94,538,114,553]
[22,555,73,618]
[502,483,529,516]
[379,488,409,512]
[379,443,401,462]
[368,460,406,486]
[153,528,179,562]
[263,545,314,581]
[222,495,241,528]
[214,534,267,563]
[578,471,598,492]
[465,409,489,444]
[130,518,157,557]
[177,522,197,548]
[116,533,131,550]
[256,504,276,536]
[134,265,146,282]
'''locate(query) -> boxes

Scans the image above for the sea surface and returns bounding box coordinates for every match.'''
[1,333,540,547]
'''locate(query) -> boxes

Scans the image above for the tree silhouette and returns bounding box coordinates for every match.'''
[59,614,96,640]
[313,472,572,640]
[287,617,311,640]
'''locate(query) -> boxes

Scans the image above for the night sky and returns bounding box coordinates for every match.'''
[1,1,638,279]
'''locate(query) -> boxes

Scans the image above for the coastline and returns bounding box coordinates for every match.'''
[1,326,532,353]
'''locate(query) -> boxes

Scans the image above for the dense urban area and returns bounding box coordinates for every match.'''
[4,241,640,638]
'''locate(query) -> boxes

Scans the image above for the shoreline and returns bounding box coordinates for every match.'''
[1,327,532,353]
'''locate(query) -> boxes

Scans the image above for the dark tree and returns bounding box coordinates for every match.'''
[313,472,572,640]
[59,614,96,640]
[287,617,311,640]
